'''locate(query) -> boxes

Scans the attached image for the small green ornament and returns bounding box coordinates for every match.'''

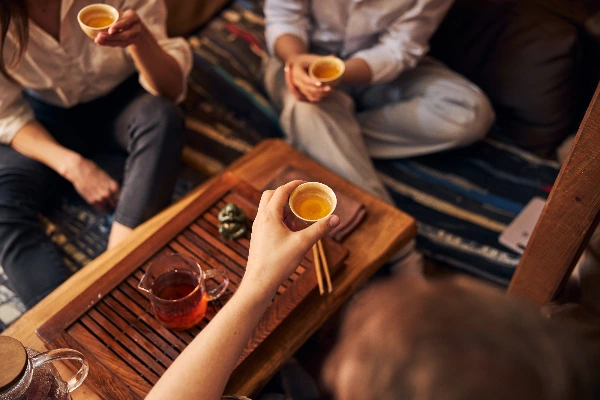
[218,203,247,240]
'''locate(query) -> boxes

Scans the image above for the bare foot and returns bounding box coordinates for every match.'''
[107,221,133,249]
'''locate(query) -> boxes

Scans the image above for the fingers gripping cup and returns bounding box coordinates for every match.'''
[138,253,229,330]
[308,56,346,87]
[77,4,119,39]
[289,182,337,224]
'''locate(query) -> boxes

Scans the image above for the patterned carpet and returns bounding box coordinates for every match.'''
[0,0,561,330]
[0,267,26,330]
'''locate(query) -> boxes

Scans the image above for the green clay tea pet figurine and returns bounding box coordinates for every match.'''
[218,203,247,240]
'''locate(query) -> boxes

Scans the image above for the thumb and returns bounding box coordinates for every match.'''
[300,214,340,244]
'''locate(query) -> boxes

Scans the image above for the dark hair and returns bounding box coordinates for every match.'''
[0,1,28,82]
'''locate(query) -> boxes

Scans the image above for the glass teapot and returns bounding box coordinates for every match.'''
[0,336,88,400]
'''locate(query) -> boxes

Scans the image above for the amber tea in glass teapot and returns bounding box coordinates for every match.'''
[0,336,88,399]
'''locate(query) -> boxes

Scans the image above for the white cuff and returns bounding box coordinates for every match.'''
[136,37,193,104]
[266,25,309,57]
[351,47,413,84]
[0,104,35,145]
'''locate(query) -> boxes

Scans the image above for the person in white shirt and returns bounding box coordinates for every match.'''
[0,0,192,308]
[263,0,495,202]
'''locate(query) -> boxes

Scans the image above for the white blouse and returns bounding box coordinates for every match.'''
[0,0,193,144]
[265,0,453,84]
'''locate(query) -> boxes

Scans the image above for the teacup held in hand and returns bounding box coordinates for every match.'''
[308,56,345,87]
[78,4,119,39]
[289,182,337,224]
[289,182,337,295]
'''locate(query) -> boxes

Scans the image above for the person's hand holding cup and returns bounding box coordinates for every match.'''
[245,181,340,295]
[284,54,333,103]
[78,4,145,48]
[77,4,119,39]
[288,181,337,225]
[308,56,346,88]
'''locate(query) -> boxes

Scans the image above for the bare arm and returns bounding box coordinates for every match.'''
[0,54,119,211]
[266,0,330,102]
[11,121,80,177]
[11,122,119,211]
[127,26,184,102]
[95,10,184,102]
[341,58,372,85]
[273,33,307,62]
[273,34,330,102]
[146,181,340,400]
[275,35,372,85]
[147,277,274,400]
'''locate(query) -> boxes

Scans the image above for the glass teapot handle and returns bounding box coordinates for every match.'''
[30,349,89,393]
[203,268,229,301]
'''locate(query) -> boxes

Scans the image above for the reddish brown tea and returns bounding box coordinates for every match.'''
[151,270,208,330]
[154,275,196,300]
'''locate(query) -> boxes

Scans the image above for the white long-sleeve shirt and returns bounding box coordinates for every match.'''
[0,0,192,145]
[265,0,453,84]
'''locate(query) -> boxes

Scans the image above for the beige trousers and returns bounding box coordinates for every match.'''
[264,57,495,202]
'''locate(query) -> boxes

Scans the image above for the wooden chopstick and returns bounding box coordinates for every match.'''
[312,244,325,295]
[318,239,333,293]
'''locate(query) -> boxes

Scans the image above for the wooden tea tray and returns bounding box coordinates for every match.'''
[36,172,348,399]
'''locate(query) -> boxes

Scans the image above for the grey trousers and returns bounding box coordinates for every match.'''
[264,57,495,202]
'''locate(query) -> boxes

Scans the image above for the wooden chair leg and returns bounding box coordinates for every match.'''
[507,83,600,309]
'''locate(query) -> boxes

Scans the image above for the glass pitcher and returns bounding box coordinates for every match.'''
[0,336,88,400]
[138,253,229,330]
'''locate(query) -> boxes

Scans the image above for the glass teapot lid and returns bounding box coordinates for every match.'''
[0,337,27,392]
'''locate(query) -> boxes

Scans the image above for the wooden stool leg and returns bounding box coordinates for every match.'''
[508,84,600,309]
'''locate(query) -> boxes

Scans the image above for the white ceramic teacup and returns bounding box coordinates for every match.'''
[77,4,119,39]
[308,56,346,87]
[289,182,337,224]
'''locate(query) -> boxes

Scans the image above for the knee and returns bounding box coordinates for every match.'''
[283,95,324,119]
[282,100,329,151]
[436,89,495,147]
[467,91,495,143]
[0,167,49,254]
[0,188,40,227]
[280,93,353,145]
[280,98,318,143]
[0,203,37,260]
[131,95,185,152]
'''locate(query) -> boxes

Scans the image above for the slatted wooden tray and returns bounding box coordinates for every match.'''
[36,172,348,399]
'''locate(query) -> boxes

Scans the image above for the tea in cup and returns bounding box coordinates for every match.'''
[138,253,229,330]
[77,4,119,39]
[289,182,337,223]
[308,57,346,87]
